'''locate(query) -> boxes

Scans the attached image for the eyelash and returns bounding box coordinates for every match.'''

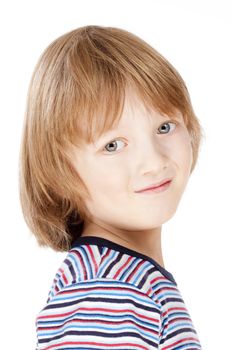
[102,121,177,154]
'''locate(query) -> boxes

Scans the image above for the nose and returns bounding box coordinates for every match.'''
[136,138,169,174]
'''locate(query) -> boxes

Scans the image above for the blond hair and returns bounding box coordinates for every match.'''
[19,25,203,251]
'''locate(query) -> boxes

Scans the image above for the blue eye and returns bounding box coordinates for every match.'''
[158,121,176,134]
[104,139,125,153]
[103,121,176,153]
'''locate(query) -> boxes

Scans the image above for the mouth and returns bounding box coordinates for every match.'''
[134,179,172,194]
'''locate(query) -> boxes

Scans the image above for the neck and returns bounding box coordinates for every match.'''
[81,221,165,267]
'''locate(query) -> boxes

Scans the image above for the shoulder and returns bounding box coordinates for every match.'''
[46,243,167,304]
[36,243,182,349]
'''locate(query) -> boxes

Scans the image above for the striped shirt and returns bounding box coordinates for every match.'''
[36,236,202,349]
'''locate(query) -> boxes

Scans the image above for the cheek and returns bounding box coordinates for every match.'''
[84,167,125,219]
[174,131,193,173]
[83,158,124,197]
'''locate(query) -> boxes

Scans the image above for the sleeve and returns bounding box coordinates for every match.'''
[36,278,161,349]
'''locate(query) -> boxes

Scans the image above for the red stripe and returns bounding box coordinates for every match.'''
[44,340,148,350]
[151,275,174,285]
[37,317,160,336]
[113,255,134,279]
[71,250,87,279]
[37,306,160,323]
[168,317,192,325]
[54,284,151,300]
[126,259,145,282]
[87,245,98,275]
[162,337,200,350]
[162,306,188,318]
[58,268,68,285]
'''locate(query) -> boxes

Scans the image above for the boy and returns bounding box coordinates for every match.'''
[19,25,203,349]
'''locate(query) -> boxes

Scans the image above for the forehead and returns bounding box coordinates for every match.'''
[106,88,183,130]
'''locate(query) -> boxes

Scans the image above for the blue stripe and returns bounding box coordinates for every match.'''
[38,324,160,342]
[98,249,118,275]
[120,256,141,280]
[38,313,160,331]
[79,246,93,279]
[131,261,152,285]
[50,290,158,306]
[69,253,81,281]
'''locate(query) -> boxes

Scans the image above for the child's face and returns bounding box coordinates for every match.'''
[69,88,193,232]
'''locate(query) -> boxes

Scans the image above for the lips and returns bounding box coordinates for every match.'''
[134,178,172,193]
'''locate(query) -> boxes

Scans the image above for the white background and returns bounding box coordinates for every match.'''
[1,1,232,349]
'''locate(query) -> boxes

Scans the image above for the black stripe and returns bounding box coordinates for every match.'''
[102,251,124,277]
[138,266,155,289]
[159,327,198,344]
[64,259,76,283]
[44,296,161,313]
[39,330,159,348]
[160,297,184,306]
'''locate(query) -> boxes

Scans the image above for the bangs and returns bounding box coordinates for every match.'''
[66,78,183,150]
[50,26,191,152]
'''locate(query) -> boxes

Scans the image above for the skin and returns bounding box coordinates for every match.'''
[68,87,193,268]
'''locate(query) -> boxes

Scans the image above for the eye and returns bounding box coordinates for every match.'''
[102,121,177,154]
[158,121,176,134]
[103,139,125,153]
